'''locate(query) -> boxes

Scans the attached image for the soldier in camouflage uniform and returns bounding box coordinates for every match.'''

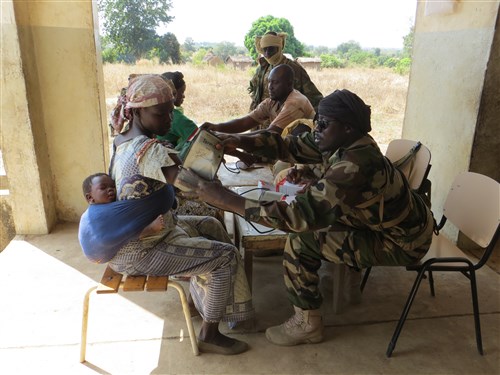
[176,89,435,347]
[249,31,324,116]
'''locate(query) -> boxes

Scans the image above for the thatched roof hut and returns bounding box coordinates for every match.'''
[297,57,322,70]
[203,51,224,66]
[225,55,254,70]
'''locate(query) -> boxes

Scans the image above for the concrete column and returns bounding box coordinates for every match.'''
[1,0,109,234]
[402,1,499,239]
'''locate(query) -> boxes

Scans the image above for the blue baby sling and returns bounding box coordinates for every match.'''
[78,184,176,263]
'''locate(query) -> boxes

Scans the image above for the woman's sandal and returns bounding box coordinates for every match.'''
[197,339,249,355]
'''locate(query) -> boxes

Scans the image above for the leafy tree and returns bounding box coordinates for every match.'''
[307,45,333,56]
[98,0,174,60]
[402,25,415,58]
[191,48,208,66]
[348,50,372,66]
[320,54,346,69]
[395,57,412,75]
[244,15,304,59]
[183,37,196,53]
[213,41,239,62]
[336,40,362,56]
[383,57,399,68]
[161,32,181,64]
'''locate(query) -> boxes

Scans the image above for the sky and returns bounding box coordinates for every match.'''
[163,0,418,49]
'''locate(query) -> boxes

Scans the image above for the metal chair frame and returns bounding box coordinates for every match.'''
[386,171,499,357]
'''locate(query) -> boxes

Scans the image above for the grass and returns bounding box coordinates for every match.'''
[103,62,408,146]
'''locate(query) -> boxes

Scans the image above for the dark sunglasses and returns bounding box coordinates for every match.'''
[315,119,337,131]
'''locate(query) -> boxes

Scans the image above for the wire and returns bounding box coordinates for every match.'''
[222,160,240,174]
[237,187,282,234]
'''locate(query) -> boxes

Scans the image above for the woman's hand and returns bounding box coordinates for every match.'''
[199,122,218,132]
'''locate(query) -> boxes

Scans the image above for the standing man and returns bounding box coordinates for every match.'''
[249,31,323,114]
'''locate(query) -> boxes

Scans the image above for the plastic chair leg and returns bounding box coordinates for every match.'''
[169,281,199,355]
[80,286,97,363]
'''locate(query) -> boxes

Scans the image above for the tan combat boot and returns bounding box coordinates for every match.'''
[265,306,324,346]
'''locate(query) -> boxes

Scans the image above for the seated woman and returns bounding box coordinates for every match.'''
[157,71,225,222]
[157,71,198,160]
[83,74,253,355]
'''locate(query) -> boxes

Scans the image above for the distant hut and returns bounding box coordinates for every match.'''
[203,51,224,66]
[283,53,294,60]
[225,55,254,70]
[297,57,322,70]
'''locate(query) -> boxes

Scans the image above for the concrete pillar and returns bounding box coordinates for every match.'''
[1,0,109,234]
[402,1,499,240]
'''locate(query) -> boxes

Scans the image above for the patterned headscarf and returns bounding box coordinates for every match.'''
[109,74,174,134]
[126,74,174,108]
[318,89,372,134]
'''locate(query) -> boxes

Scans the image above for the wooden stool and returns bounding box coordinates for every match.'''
[80,266,199,362]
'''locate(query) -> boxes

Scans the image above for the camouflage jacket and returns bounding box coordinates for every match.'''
[248,56,324,111]
[244,132,434,252]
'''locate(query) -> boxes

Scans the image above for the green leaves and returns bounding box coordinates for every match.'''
[98,0,174,61]
[244,16,305,60]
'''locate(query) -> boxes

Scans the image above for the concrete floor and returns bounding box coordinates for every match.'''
[0,222,499,375]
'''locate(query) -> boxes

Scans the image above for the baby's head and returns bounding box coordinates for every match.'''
[82,173,116,204]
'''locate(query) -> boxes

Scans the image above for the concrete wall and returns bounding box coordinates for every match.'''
[1,0,109,234]
[402,1,499,240]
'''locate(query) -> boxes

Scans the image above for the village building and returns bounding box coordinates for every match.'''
[297,57,322,70]
[225,55,254,70]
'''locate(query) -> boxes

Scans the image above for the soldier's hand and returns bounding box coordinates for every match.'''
[215,134,241,154]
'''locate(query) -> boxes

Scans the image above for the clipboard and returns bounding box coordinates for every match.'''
[174,129,224,192]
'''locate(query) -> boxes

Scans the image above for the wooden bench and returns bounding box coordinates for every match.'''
[80,266,199,363]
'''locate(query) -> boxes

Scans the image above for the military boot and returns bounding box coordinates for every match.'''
[265,306,324,346]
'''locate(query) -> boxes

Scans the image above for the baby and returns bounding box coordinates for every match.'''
[82,173,164,238]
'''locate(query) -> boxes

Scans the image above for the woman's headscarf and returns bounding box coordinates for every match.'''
[110,74,174,134]
[318,89,372,134]
[255,32,286,65]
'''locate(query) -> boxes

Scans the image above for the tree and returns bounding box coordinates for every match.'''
[402,25,415,58]
[183,37,196,53]
[336,40,362,56]
[213,41,239,62]
[244,15,304,59]
[98,0,174,60]
[161,32,182,64]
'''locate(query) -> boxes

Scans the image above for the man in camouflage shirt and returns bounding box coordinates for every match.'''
[176,89,434,347]
[249,31,323,114]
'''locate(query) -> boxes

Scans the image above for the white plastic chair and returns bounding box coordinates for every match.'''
[386,171,500,357]
[360,140,432,292]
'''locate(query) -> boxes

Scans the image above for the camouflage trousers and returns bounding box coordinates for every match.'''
[283,227,432,310]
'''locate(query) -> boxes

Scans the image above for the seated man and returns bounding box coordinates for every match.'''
[177,89,435,347]
[201,64,315,168]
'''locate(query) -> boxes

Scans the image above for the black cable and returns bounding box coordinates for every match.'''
[237,187,282,234]
[222,160,240,174]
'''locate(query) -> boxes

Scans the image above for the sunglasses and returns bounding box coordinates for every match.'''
[315,119,337,131]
